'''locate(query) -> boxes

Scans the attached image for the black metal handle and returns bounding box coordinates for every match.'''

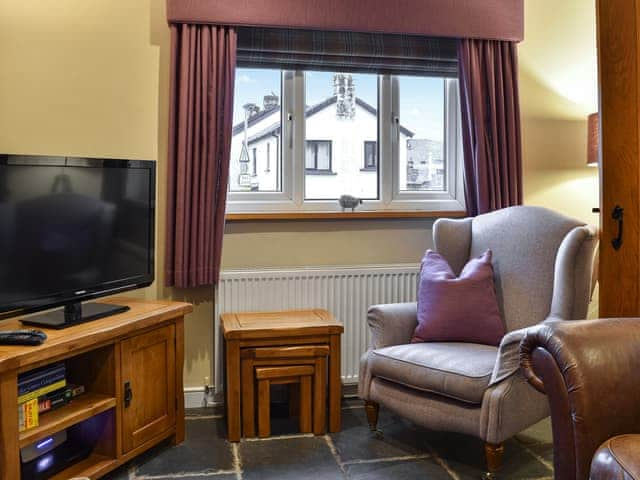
[612,205,624,250]
[124,381,133,408]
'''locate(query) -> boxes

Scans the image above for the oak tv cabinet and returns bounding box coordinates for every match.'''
[0,298,192,480]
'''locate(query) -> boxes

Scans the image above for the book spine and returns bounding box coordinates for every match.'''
[18,364,65,389]
[38,384,85,414]
[38,398,52,413]
[18,398,39,432]
[18,379,66,404]
[38,388,72,413]
[18,371,66,396]
[18,364,65,386]
[68,384,85,397]
[38,394,68,414]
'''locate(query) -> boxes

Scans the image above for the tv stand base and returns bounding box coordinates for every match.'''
[21,302,130,329]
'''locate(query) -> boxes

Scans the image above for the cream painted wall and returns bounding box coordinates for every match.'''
[518,0,600,319]
[0,0,599,388]
[0,1,160,160]
[519,0,599,226]
[222,219,434,269]
[0,0,217,384]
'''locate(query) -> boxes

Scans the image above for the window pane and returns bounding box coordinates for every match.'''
[317,141,331,170]
[304,72,379,200]
[364,141,377,169]
[229,68,282,192]
[306,140,332,171]
[305,142,316,170]
[398,76,446,192]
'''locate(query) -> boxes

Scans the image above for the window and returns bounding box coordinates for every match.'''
[227,68,464,214]
[397,76,445,193]
[252,148,257,176]
[266,143,271,172]
[304,72,379,201]
[363,141,377,170]
[305,140,332,172]
[229,68,282,193]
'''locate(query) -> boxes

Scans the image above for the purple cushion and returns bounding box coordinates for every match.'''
[412,249,505,346]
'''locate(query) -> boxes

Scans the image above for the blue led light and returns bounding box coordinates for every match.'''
[36,437,54,449]
[36,453,53,472]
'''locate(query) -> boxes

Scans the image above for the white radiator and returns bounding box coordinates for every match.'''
[214,264,419,392]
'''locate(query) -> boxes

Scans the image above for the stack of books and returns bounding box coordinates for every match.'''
[17,363,85,432]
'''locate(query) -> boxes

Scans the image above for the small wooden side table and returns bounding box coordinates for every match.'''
[221,309,344,442]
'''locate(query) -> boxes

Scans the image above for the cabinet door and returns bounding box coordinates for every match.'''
[121,325,176,453]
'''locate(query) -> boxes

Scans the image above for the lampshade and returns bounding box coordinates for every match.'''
[587,112,599,166]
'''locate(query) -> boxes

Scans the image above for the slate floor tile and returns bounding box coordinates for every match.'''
[516,418,553,446]
[185,407,224,418]
[330,407,431,462]
[527,442,554,469]
[341,397,364,409]
[135,418,234,477]
[456,448,551,479]
[345,458,451,480]
[139,476,237,479]
[101,405,555,480]
[239,436,344,480]
[425,432,552,480]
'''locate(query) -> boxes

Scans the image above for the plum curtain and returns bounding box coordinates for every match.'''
[458,39,523,216]
[165,24,237,287]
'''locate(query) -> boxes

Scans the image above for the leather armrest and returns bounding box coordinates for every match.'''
[367,302,418,349]
[519,318,640,480]
[591,435,640,480]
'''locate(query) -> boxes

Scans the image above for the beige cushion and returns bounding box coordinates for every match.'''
[369,342,498,404]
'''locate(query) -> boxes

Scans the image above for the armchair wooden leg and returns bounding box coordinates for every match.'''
[364,401,379,432]
[484,442,504,479]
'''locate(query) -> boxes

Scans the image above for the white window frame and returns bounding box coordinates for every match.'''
[226,70,465,214]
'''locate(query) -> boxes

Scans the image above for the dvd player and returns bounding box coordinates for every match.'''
[21,437,91,480]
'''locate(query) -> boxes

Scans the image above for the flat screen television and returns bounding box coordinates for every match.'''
[0,155,155,328]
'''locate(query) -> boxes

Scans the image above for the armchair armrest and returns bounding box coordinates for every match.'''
[490,326,529,385]
[490,317,561,386]
[367,303,418,349]
[519,318,640,480]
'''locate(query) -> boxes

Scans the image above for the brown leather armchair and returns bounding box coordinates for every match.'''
[520,318,640,480]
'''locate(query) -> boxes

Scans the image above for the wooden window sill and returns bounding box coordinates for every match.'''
[225,211,467,221]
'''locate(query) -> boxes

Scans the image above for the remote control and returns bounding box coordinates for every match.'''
[0,329,47,346]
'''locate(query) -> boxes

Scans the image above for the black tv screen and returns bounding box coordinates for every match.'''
[0,155,155,317]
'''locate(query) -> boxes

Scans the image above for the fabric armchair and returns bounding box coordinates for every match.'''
[358,206,597,477]
[367,303,419,350]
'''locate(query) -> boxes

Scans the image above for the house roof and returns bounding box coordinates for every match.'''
[232,96,415,145]
[231,104,280,136]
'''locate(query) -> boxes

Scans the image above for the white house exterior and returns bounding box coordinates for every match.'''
[230,106,282,193]
[229,75,444,199]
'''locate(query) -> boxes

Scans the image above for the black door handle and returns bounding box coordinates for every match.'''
[612,205,624,250]
[124,381,133,408]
